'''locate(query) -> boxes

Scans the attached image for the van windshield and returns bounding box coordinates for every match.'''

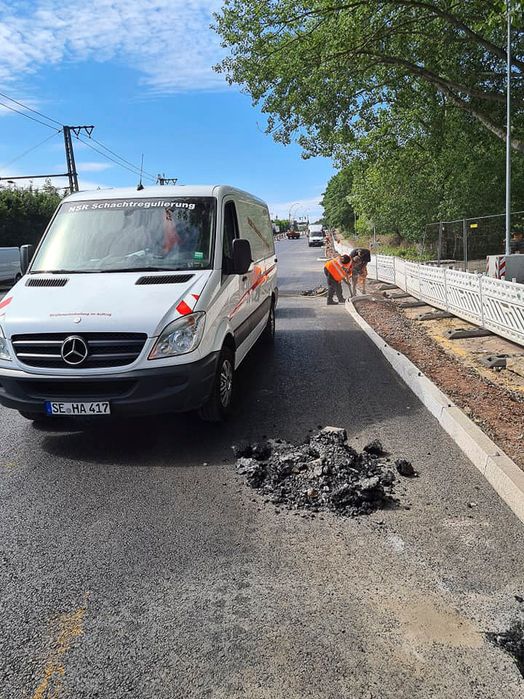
[30,197,216,273]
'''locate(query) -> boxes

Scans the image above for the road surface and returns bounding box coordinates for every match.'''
[1,239,523,698]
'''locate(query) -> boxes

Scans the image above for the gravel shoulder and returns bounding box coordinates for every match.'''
[354,291,524,471]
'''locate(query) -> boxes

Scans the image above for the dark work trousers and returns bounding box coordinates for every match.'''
[324,268,344,303]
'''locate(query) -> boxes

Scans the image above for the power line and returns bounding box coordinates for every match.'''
[0,99,59,131]
[0,89,161,188]
[89,136,157,181]
[0,90,62,128]
[0,130,62,170]
[77,136,156,182]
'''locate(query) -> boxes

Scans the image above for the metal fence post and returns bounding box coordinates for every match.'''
[438,222,443,266]
[392,255,396,286]
[376,253,379,281]
[462,218,468,272]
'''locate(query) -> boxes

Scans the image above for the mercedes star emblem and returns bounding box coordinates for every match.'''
[61,335,89,366]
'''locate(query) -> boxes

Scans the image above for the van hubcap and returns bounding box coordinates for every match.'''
[219,359,233,407]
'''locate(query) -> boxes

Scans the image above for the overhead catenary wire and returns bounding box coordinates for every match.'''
[0,99,59,131]
[77,136,157,183]
[0,90,62,128]
[88,136,158,181]
[0,89,160,186]
[0,130,63,170]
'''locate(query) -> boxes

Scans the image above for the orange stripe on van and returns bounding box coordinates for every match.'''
[176,300,192,316]
[0,296,13,311]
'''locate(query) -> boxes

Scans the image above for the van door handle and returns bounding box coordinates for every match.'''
[242,275,247,281]
[274,257,278,262]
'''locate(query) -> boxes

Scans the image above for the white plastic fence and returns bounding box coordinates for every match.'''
[335,242,524,347]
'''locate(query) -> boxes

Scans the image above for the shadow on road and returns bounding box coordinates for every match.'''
[36,321,421,469]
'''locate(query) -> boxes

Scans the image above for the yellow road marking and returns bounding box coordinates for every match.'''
[32,596,88,699]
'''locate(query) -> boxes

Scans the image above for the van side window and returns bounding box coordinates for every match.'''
[222,201,239,274]
[236,201,274,261]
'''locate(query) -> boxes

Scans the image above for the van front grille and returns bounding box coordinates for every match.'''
[11,332,147,369]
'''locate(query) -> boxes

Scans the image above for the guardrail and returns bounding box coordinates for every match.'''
[335,241,524,347]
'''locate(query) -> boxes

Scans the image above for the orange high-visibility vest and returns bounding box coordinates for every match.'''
[324,257,352,282]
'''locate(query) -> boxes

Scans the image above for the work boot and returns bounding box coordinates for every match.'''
[327,300,337,305]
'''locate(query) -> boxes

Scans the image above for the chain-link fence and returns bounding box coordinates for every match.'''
[423,211,524,272]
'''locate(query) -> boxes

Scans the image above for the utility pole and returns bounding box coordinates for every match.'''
[63,125,94,193]
[0,124,93,192]
[505,0,512,256]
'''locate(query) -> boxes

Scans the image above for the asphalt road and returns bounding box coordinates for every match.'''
[1,239,523,699]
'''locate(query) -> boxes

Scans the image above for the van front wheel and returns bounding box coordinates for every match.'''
[261,302,275,343]
[198,347,235,422]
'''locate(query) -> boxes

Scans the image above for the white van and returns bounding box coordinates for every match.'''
[307,224,325,247]
[0,185,278,422]
[0,247,22,288]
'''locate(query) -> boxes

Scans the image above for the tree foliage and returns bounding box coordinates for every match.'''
[215,1,524,240]
[215,0,524,155]
[321,169,355,231]
[0,183,62,247]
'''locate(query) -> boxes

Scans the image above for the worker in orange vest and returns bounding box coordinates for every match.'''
[324,254,352,305]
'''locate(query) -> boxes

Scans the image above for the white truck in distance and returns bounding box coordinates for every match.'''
[307,224,325,247]
[0,185,278,422]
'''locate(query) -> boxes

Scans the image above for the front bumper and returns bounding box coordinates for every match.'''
[0,352,219,417]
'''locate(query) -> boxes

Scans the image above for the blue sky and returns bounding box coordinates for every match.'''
[0,0,333,221]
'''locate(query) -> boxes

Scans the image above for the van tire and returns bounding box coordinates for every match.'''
[261,302,275,343]
[198,347,235,422]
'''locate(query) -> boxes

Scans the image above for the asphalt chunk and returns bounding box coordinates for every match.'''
[234,427,415,517]
[486,620,524,678]
[395,459,417,478]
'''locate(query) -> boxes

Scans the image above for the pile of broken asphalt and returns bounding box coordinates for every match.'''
[301,286,327,297]
[234,427,417,517]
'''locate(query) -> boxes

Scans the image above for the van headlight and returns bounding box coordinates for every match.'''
[149,312,206,359]
[0,326,11,361]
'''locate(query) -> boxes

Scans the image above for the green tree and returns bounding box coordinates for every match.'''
[0,185,62,248]
[321,169,355,232]
[215,1,524,155]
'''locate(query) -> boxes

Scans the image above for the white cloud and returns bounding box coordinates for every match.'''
[77,161,113,172]
[0,0,225,92]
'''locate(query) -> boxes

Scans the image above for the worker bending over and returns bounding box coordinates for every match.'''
[350,248,371,295]
[324,254,352,305]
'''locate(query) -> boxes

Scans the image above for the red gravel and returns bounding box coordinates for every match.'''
[356,297,524,471]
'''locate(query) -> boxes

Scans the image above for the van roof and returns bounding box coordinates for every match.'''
[64,185,268,207]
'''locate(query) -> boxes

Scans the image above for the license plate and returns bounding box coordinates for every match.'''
[44,401,111,416]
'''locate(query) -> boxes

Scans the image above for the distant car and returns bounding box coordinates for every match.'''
[287,230,300,239]
[0,247,22,288]
[308,224,325,247]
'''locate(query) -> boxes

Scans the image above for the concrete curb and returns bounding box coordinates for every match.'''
[346,299,524,525]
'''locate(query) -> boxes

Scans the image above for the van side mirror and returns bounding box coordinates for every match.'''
[232,239,252,275]
[20,244,34,275]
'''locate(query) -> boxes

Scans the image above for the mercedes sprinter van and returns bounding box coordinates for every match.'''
[0,185,277,422]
